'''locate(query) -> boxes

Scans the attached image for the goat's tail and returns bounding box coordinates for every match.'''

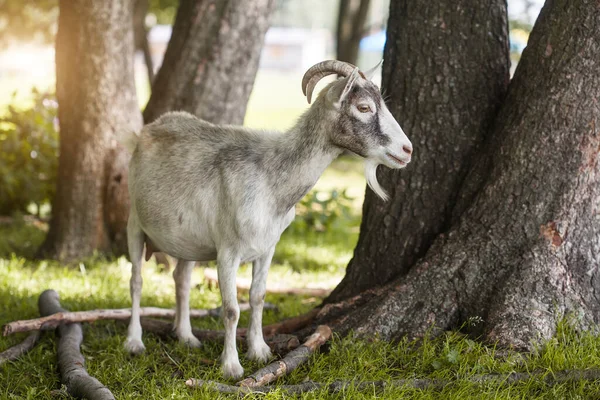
[117,129,140,153]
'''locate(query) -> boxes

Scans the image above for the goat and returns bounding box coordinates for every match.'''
[121,60,413,379]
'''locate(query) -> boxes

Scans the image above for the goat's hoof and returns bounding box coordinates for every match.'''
[178,334,202,349]
[246,342,272,364]
[124,337,146,355]
[221,360,244,380]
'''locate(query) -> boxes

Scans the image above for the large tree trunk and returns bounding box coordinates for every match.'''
[39,0,142,261]
[143,0,275,124]
[329,0,511,301]
[336,0,371,66]
[321,0,600,349]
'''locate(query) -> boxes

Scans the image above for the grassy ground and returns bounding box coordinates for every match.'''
[3,215,600,399]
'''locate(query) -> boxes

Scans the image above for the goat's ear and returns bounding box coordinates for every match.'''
[331,68,360,108]
[364,60,383,81]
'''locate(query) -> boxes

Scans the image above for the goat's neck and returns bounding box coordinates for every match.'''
[269,108,342,212]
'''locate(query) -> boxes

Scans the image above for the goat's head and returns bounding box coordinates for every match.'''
[302,60,412,201]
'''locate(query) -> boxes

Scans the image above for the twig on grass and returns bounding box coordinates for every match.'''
[3,302,277,336]
[203,268,331,297]
[185,368,600,395]
[0,331,41,365]
[236,325,332,387]
[38,290,115,400]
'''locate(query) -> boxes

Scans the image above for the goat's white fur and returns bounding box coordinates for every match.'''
[121,64,412,379]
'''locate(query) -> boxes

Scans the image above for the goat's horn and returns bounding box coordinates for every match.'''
[301,60,365,104]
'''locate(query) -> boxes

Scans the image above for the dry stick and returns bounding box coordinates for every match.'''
[203,268,331,297]
[3,302,277,336]
[236,325,332,388]
[186,369,600,395]
[0,331,41,365]
[38,290,115,400]
[138,318,300,355]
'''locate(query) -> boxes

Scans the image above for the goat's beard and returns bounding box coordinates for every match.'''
[364,160,389,201]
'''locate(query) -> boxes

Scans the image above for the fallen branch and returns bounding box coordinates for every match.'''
[138,318,300,355]
[237,325,332,388]
[0,331,41,365]
[186,368,600,394]
[38,290,115,400]
[3,302,277,336]
[204,268,331,297]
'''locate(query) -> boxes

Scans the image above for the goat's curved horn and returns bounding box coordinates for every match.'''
[301,60,365,104]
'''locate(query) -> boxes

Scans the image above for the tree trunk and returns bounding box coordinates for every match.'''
[143,0,275,124]
[336,0,371,66]
[329,0,511,302]
[39,0,142,261]
[322,0,600,349]
[134,0,154,84]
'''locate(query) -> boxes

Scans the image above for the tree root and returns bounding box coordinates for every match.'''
[38,290,115,400]
[204,268,331,297]
[3,302,277,336]
[0,331,40,366]
[186,368,600,395]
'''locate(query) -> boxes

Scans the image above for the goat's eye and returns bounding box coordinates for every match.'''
[357,104,371,113]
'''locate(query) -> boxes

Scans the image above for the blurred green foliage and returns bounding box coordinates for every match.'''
[0,89,59,215]
[0,0,58,45]
[148,0,178,25]
[0,0,178,45]
[291,188,359,233]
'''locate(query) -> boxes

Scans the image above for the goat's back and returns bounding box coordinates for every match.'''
[127,112,287,261]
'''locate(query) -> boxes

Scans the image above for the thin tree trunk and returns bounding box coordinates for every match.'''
[328,0,510,302]
[134,0,154,84]
[322,0,600,349]
[143,0,275,124]
[39,0,142,261]
[336,0,371,66]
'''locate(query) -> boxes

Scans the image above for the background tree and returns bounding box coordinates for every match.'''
[335,0,371,66]
[38,0,142,261]
[143,0,275,124]
[321,0,600,349]
[39,0,275,261]
[134,0,154,85]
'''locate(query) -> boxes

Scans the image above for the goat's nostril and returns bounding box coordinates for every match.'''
[403,145,413,155]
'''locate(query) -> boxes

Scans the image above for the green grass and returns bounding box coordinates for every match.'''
[3,220,600,399]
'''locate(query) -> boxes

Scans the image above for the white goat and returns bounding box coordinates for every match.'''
[121,60,412,379]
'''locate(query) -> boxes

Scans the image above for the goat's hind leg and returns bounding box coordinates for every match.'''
[124,215,146,354]
[246,246,275,363]
[173,259,201,348]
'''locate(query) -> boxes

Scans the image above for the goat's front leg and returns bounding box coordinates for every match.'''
[173,259,201,348]
[247,246,275,363]
[217,251,243,379]
[124,216,146,354]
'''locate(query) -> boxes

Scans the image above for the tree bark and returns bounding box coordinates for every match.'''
[329,0,511,301]
[39,0,142,261]
[323,0,600,349]
[143,0,275,124]
[336,0,371,66]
